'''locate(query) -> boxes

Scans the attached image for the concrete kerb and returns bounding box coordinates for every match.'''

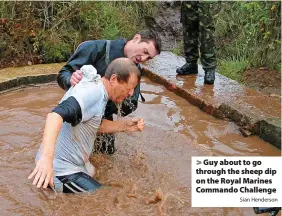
[259,118,281,149]
[0,74,57,92]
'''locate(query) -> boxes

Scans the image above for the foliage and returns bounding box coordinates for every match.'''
[0,1,156,67]
[171,41,183,56]
[1,1,280,76]
[212,1,281,71]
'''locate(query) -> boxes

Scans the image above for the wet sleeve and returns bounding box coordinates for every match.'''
[57,41,102,90]
[52,96,82,126]
[69,82,103,122]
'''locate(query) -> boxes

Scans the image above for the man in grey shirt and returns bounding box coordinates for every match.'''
[28,58,144,193]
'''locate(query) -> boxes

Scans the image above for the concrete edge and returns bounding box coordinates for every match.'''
[259,118,281,149]
[0,74,57,92]
[143,68,281,149]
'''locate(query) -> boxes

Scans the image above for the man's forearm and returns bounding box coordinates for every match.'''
[98,119,126,134]
[41,112,63,159]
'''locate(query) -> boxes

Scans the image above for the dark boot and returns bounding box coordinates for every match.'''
[204,69,215,85]
[176,62,198,75]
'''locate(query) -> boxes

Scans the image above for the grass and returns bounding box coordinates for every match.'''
[171,41,183,56]
[212,1,281,80]
[218,59,249,82]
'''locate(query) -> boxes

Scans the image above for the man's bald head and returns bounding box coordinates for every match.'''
[104,58,141,83]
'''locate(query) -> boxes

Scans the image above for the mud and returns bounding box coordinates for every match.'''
[0,77,280,216]
[146,2,182,51]
[243,68,281,99]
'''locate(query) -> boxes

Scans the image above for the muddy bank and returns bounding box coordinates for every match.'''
[243,68,281,99]
[0,63,63,92]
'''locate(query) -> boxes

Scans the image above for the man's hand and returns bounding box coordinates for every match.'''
[98,118,145,134]
[28,156,54,189]
[124,118,145,132]
[70,70,83,86]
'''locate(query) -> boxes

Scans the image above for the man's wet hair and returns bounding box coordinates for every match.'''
[104,58,141,83]
[138,29,162,54]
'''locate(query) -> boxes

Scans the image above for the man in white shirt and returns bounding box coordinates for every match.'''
[28,58,144,193]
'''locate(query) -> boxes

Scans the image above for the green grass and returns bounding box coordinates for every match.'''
[218,59,249,82]
[213,2,281,71]
[171,41,183,56]
[276,64,281,73]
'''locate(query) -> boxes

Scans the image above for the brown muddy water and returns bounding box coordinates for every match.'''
[0,77,280,216]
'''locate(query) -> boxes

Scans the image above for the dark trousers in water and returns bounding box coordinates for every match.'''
[57,172,102,193]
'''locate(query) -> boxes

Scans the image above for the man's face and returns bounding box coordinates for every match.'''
[126,34,158,64]
[110,74,139,103]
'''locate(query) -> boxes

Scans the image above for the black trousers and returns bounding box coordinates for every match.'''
[57,172,102,193]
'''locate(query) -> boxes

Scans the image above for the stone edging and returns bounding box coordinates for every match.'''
[0,74,57,92]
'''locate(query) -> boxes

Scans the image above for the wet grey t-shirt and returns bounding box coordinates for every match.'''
[36,73,108,191]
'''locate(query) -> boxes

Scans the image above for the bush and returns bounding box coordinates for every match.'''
[42,41,72,63]
[212,2,281,70]
[0,1,156,68]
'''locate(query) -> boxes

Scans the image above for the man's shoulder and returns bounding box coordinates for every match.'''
[75,81,107,119]
[76,40,107,51]
[78,39,125,50]
[63,79,102,98]
[82,39,107,44]
[77,80,104,93]
[110,38,126,46]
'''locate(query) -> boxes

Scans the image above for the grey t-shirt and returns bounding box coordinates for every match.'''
[36,72,108,191]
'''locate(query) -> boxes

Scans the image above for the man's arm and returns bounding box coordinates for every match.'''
[28,112,63,188]
[28,97,82,188]
[57,41,105,90]
[98,118,145,134]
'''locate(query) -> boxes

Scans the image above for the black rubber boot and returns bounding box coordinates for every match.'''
[176,62,198,75]
[204,69,215,85]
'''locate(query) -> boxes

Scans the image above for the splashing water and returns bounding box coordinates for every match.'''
[115,103,122,120]
[92,102,123,155]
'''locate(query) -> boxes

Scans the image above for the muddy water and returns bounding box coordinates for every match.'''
[0,78,280,216]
